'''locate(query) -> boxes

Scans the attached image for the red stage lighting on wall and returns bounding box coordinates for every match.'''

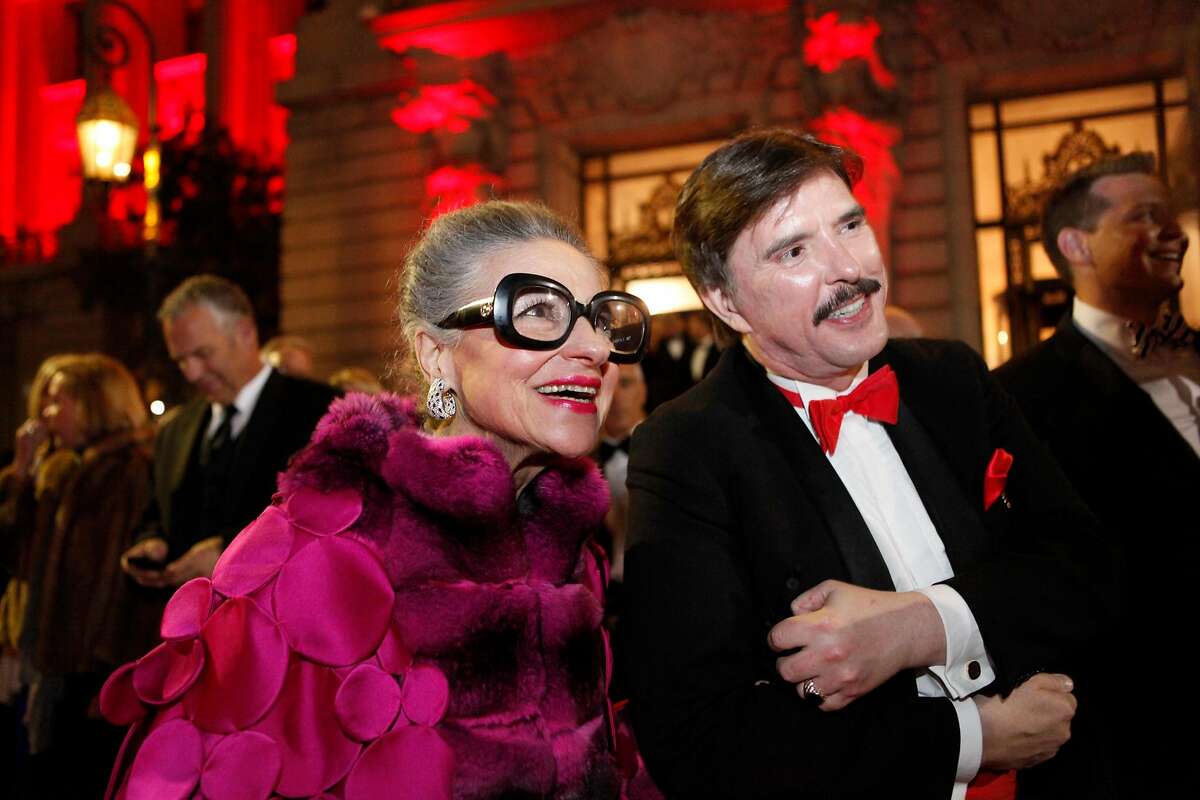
[391,80,497,134]
[425,164,501,217]
[803,12,896,89]
[808,107,901,241]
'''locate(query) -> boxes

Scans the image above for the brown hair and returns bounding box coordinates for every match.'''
[47,354,148,443]
[673,128,863,294]
[1041,152,1156,283]
[27,354,72,420]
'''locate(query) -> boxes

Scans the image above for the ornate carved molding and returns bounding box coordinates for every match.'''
[609,172,683,266]
[515,7,794,119]
[1005,128,1121,221]
[916,0,1196,59]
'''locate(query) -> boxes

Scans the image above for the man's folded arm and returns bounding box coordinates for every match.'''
[919,584,995,698]
[622,459,961,798]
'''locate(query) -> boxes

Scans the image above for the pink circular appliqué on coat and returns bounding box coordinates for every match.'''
[199,730,283,800]
[344,726,454,800]
[249,658,362,797]
[184,597,289,733]
[212,506,295,597]
[160,577,214,641]
[132,639,205,706]
[99,661,144,726]
[285,486,363,536]
[272,536,393,666]
[334,663,402,742]
[399,664,449,726]
[375,624,413,675]
[125,718,204,800]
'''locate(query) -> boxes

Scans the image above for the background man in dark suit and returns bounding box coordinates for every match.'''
[995,153,1195,795]
[121,275,337,588]
[622,129,1107,798]
[643,312,695,412]
[684,310,721,383]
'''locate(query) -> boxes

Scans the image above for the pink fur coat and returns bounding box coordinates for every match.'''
[101,393,625,800]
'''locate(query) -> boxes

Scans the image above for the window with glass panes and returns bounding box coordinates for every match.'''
[581,140,724,314]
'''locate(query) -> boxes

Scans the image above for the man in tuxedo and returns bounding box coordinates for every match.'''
[621,129,1107,798]
[121,275,337,588]
[685,310,721,383]
[596,362,648,584]
[643,313,695,411]
[994,153,1195,794]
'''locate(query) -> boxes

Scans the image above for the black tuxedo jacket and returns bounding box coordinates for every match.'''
[152,369,338,557]
[621,339,1107,799]
[995,316,1200,794]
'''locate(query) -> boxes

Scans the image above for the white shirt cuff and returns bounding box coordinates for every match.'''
[918,584,994,698]
[952,695,983,788]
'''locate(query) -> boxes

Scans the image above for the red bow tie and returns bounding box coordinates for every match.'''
[774,365,899,455]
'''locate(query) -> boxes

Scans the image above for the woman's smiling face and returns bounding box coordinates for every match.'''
[440,238,619,470]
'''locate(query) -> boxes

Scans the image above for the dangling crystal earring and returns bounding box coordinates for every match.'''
[426,377,457,420]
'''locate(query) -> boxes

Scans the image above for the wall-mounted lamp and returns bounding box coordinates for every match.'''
[75,0,160,248]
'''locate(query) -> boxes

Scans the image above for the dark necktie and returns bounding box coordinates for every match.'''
[774,365,899,455]
[200,404,237,467]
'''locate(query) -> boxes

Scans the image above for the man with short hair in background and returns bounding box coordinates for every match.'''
[121,275,337,588]
[995,152,1196,795]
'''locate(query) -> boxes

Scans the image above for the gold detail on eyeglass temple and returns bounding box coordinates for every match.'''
[481,301,493,318]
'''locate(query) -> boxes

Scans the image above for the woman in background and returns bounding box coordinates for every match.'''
[1,353,157,796]
[102,201,657,799]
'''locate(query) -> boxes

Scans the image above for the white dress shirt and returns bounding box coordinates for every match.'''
[767,365,993,797]
[1073,298,1200,457]
[204,364,273,443]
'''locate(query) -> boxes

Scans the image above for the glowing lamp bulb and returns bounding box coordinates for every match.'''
[76,86,139,182]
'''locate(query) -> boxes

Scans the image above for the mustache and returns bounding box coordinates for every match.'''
[812,279,882,325]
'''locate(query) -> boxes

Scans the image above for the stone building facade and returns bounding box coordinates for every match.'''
[277,0,1200,380]
[1,0,1197,435]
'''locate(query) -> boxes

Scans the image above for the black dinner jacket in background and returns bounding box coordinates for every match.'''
[152,369,339,558]
[995,315,1200,796]
[620,339,1109,799]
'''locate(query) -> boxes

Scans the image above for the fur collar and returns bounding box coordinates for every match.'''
[34,427,152,498]
[281,393,610,583]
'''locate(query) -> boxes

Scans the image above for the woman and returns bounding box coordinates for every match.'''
[0,353,158,795]
[101,201,655,799]
[1,354,68,674]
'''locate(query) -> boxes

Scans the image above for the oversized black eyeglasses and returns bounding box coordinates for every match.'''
[437,273,650,363]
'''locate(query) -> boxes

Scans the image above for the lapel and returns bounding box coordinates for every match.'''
[886,400,987,570]
[1054,318,1200,472]
[728,345,895,591]
[164,399,208,494]
[871,344,990,571]
[225,368,284,505]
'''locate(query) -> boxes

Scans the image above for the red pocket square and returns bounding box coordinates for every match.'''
[984,448,1013,510]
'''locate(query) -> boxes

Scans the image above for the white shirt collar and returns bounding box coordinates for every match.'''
[208,363,273,440]
[765,362,871,408]
[1072,297,1139,362]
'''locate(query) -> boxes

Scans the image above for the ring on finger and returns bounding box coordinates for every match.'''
[801,679,825,706]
